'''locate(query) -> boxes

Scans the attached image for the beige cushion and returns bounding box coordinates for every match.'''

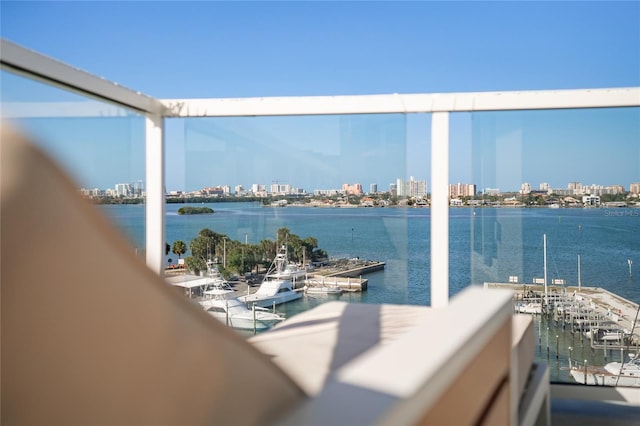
[250,301,432,395]
[1,123,305,425]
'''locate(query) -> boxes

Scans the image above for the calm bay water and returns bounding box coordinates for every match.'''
[102,202,640,307]
[102,202,639,382]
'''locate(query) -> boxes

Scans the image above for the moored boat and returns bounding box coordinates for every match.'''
[199,287,285,331]
[570,353,640,387]
[238,245,303,308]
[171,261,285,331]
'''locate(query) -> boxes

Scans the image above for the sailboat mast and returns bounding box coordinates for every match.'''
[543,234,548,312]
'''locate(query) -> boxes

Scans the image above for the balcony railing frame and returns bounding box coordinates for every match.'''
[2,38,639,307]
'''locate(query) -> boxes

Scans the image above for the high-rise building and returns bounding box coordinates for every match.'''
[270,183,291,195]
[630,183,640,194]
[568,182,583,195]
[342,183,363,195]
[449,183,476,198]
[115,183,132,197]
[520,182,531,195]
[397,177,427,198]
[370,183,377,194]
[251,184,266,193]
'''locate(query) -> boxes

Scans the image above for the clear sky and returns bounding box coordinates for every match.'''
[1,1,639,192]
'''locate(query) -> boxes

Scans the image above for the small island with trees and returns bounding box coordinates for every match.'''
[177,206,214,215]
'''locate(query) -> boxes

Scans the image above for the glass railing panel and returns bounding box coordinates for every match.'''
[465,106,640,385]
[164,113,432,326]
[0,70,146,256]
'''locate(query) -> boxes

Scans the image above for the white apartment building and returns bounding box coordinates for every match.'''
[115,183,132,197]
[397,177,427,198]
[251,183,266,193]
[583,194,601,206]
[520,182,531,195]
[270,183,291,195]
[568,182,584,194]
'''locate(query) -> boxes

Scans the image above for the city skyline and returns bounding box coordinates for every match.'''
[85,177,640,198]
[1,2,638,191]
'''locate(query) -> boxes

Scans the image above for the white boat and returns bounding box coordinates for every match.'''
[515,301,542,314]
[199,288,284,331]
[172,261,285,331]
[238,245,303,308]
[570,353,640,387]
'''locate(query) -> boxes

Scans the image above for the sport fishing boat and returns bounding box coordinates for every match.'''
[238,245,303,308]
[171,261,285,331]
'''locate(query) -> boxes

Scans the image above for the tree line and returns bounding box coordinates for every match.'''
[169,227,328,277]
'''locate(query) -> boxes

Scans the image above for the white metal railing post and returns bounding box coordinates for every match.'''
[431,112,449,308]
[145,114,165,276]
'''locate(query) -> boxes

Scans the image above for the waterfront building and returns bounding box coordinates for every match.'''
[342,182,363,195]
[202,186,225,197]
[582,194,601,206]
[484,187,500,196]
[369,183,377,194]
[290,187,307,196]
[251,183,266,193]
[270,182,291,195]
[539,182,549,192]
[520,182,531,195]
[80,188,105,198]
[397,177,427,198]
[568,182,584,195]
[313,188,340,196]
[115,183,132,197]
[630,182,640,194]
[605,184,625,194]
[449,183,475,198]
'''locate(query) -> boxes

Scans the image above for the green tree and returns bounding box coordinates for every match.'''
[259,239,277,267]
[277,227,291,247]
[190,228,228,261]
[171,240,187,259]
[184,256,205,274]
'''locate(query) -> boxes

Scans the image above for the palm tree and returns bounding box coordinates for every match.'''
[172,240,187,259]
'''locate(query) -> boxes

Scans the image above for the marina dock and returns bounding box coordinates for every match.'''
[303,275,368,292]
[484,282,640,349]
[311,259,385,278]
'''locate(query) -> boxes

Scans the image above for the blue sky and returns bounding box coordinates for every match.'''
[1,1,639,192]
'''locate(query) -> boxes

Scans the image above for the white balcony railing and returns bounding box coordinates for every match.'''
[2,38,639,307]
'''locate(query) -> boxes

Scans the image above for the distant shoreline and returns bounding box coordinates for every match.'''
[88,196,640,209]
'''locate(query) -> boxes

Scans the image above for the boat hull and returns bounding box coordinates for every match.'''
[239,292,302,308]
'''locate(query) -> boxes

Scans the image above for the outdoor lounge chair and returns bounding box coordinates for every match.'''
[1,122,547,425]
